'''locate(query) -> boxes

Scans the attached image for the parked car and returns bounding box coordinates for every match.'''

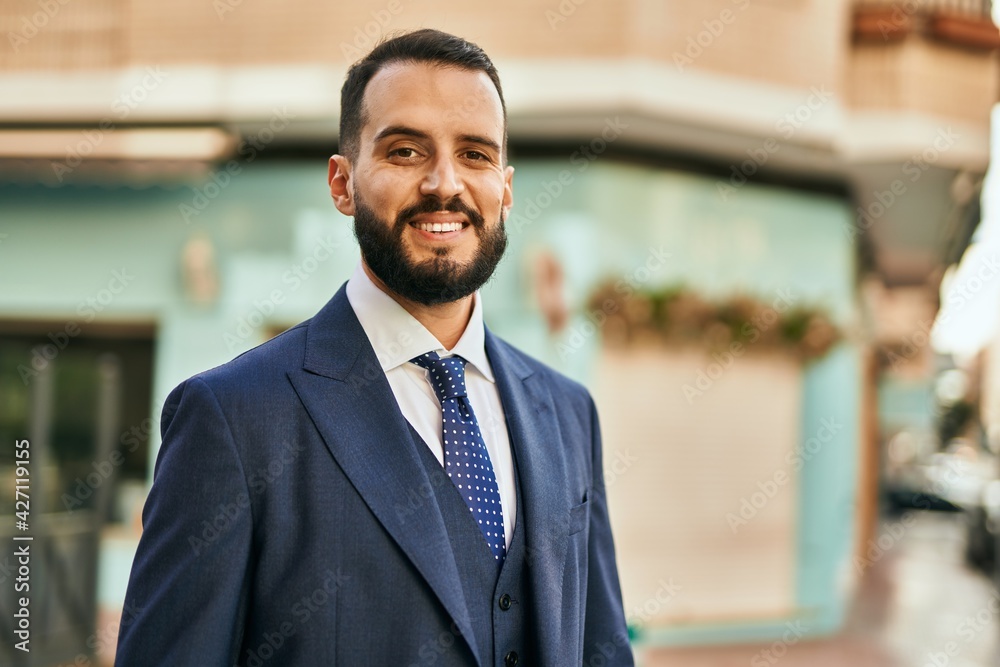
[962,478,1000,574]
[926,441,1000,573]
[884,432,966,514]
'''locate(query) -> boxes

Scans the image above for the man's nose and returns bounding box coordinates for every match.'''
[420,155,464,201]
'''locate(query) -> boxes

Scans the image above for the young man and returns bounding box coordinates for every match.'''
[117,29,633,666]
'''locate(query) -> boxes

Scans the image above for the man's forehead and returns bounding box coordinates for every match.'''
[360,61,504,142]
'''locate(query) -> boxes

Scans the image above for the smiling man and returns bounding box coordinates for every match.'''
[116,29,633,666]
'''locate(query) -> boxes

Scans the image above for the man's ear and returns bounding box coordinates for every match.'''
[501,164,514,220]
[328,154,355,216]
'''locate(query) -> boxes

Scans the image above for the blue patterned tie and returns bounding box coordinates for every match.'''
[410,351,506,563]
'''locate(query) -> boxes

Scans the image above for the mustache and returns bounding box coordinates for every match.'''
[396,196,485,231]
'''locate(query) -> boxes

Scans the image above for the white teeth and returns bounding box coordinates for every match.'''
[414,221,463,233]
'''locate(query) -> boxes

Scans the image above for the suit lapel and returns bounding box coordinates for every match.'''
[287,286,481,663]
[485,329,572,665]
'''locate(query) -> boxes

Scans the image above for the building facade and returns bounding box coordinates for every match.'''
[0,0,995,663]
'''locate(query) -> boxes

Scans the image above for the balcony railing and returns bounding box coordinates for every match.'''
[853,0,1000,49]
[856,0,993,19]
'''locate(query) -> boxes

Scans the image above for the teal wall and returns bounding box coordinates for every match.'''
[0,157,861,644]
[878,377,936,433]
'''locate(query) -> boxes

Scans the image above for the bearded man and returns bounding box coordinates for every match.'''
[117,29,633,667]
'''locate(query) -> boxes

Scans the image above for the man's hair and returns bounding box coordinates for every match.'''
[339,29,507,162]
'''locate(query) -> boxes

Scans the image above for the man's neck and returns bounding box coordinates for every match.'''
[361,262,474,351]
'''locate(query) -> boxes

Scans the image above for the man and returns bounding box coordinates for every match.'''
[117,29,633,666]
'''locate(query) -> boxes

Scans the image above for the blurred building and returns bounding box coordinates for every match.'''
[0,0,995,664]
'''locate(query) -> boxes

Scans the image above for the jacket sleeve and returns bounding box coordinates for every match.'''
[115,377,253,666]
[582,394,636,666]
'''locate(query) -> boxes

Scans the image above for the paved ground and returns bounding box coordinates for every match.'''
[638,511,1000,667]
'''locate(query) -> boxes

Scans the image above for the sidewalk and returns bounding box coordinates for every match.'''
[638,511,1000,667]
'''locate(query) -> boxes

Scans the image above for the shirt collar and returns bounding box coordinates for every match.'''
[345,261,495,382]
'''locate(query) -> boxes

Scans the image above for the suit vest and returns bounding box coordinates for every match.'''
[406,421,534,666]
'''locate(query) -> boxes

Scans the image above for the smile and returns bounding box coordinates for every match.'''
[411,221,466,233]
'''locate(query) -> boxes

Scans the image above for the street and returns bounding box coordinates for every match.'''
[640,511,1000,667]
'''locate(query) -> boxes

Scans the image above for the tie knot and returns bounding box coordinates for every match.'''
[410,351,469,402]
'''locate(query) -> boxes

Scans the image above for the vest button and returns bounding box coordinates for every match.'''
[504,650,519,666]
[498,593,512,611]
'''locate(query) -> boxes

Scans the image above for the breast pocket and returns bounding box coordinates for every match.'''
[568,492,590,535]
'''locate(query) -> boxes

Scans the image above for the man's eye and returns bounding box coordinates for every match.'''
[464,151,488,161]
[391,147,417,158]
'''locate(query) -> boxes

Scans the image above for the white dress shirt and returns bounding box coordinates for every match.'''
[345,261,516,547]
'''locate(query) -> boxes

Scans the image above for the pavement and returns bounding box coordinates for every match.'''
[638,511,1000,667]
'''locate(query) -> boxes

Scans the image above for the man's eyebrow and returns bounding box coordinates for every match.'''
[372,125,430,143]
[372,125,501,154]
[458,134,501,154]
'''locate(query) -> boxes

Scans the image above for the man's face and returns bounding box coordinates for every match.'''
[329,61,514,306]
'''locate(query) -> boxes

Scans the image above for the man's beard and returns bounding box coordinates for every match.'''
[352,192,508,306]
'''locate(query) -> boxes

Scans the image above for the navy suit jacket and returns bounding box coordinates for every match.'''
[116,285,634,666]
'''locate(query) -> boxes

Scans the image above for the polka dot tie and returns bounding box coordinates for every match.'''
[411,351,506,564]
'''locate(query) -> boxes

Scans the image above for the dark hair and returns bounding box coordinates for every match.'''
[339,29,507,161]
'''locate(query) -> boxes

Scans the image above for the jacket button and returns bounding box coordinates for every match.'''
[498,593,512,611]
[504,651,519,666]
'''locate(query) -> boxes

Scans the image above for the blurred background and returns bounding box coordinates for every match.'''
[0,0,999,665]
